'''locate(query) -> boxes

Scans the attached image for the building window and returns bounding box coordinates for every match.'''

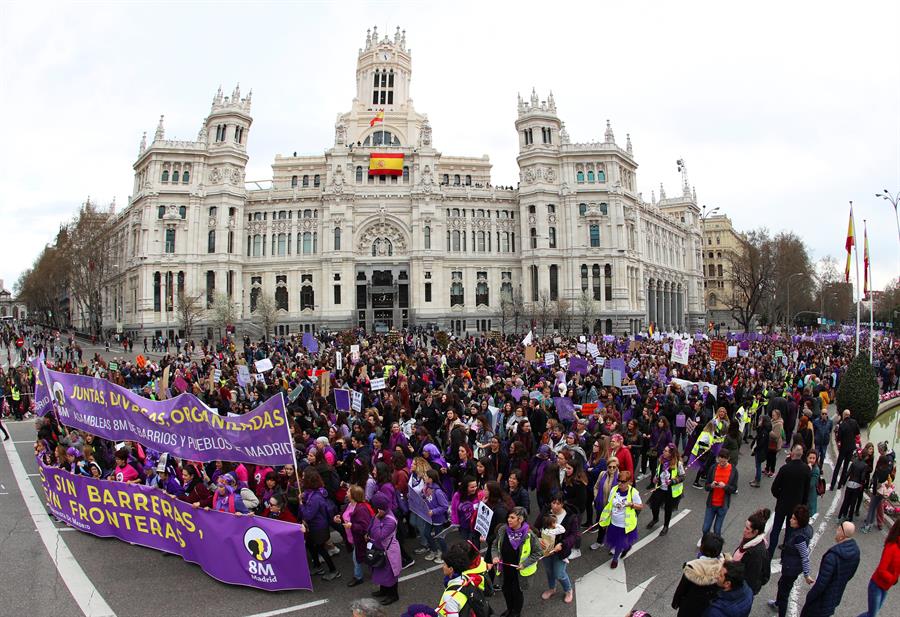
[206,271,215,308]
[598,169,606,182]
[599,203,608,215]
[454,174,461,186]
[333,227,341,250]
[302,232,312,254]
[165,272,174,311]
[302,175,309,187]
[589,224,600,247]
[161,169,169,182]
[227,270,234,299]
[227,231,234,254]
[178,206,186,219]
[529,265,538,302]
[153,272,161,311]
[424,282,432,302]
[476,273,489,306]
[709,292,717,307]
[277,233,287,256]
[182,170,190,183]
[549,227,557,248]
[291,175,298,187]
[501,271,512,299]
[717,264,723,277]
[402,166,409,183]
[300,275,314,311]
[207,230,215,253]
[172,170,180,183]
[592,264,601,300]
[477,231,486,252]
[579,203,587,216]
[250,276,261,312]
[424,226,431,249]
[530,228,537,249]
[165,228,176,253]
[450,271,464,306]
[209,206,217,218]
[158,205,165,219]
[452,230,460,252]
[587,170,595,182]
[576,171,584,183]
[604,264,612,302]
[549,265,559,300]
[313,174,320,187]
[333,284,341,305]
[465,175,472,186]
[275,275,288,311]
[581,264,589,291]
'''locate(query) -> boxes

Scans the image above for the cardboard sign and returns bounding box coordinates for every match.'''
[237,365,251,387]
[474,502,493,539]
[587,343,600,358]
[159,366,170,399]
[370,377,386,391]
[319,373,331,397]
[525,346,537,361]
[255,358,274,373]
[336,351,343,371]
[710,340,727,362]
[602,368,622,387]
[108,361,119,372]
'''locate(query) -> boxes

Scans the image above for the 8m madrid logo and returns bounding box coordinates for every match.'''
[244,527,278,583]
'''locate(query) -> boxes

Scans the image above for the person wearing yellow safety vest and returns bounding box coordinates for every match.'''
[10,384,22,420]
[646,444,685,535]
[492,506,541,617]
[598,470,644,568]
[437,541,484,617]
[690,420,716,488]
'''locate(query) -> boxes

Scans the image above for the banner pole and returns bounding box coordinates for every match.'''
[853,202,860,356]
[282,392,302,493]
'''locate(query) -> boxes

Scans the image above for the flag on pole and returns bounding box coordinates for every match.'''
[844,205,855,282]
[369,109,384,127]
[521,330,533,346]
[647,322,655,337]
[863,221,870,299]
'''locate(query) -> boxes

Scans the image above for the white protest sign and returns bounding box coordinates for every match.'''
[370,377,386,391]
[544,352,556,366]
[350,344,360,362]
[587,343,600,358]
[670,338,690,365]
[559,357,568,370]
[254,357,274,373]
[621,384,639,396]
[727,345,738,358]
[474,501,493,539]
[576,343,587,354]
[336,351,343,371]
[351,390,363,412]
[579,335,586,343]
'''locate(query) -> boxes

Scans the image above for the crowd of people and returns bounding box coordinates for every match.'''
[2,320,900,617]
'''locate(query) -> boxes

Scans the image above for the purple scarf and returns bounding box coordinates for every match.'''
[506,522,530,551]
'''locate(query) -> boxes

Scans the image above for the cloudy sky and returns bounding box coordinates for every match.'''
[1,0,898,293]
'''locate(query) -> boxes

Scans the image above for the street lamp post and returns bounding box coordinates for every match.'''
[876,189,900,275]
[785,272,804,332]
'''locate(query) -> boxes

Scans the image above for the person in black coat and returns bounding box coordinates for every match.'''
[829,409,860,490]
[672,532,724,617]
[769,444,811,558]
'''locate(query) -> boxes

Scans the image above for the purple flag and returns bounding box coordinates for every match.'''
[31,358,52,416]
[511,388,524,402]
[302,332,319,354]
[553,396,576,422]
[658,367,668,384]
[174,376,189,393]
[40,462,312,591]
[334,389,351,411]
[39,365,293,466]
[407,487,432,524]
[609,358,627,375]
[569,357,590,375]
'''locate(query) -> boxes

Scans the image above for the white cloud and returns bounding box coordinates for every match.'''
[1,0,898,293]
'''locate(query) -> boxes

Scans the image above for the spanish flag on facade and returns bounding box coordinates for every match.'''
[369,109,384,127]
[844,205,855,283]
[369,152,404,176]
[647,322,655,337]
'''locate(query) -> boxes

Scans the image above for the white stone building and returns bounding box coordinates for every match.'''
[101,27,704,341]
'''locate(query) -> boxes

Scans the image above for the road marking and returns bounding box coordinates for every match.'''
[242,599,329,617]
[576,509,691,616]
[27,473,40,477]
[2,437,117,617]
[399,562,444,581]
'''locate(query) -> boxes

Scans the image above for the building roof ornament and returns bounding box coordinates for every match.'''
[659,183,666,200]
[530,87,539,108]
[559,121,569,144]
[604,119,615,144]
[138,131,146,155]
[154,115,165,141]
[547,90,556,113]
[626,133,632,155]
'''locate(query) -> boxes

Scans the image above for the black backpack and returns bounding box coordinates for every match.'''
[446,580,492,617]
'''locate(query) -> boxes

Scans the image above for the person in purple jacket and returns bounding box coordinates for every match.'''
[300,468,341,581]
[369,492,401,605]
[421,469,450,560]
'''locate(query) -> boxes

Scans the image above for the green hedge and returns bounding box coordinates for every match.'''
[836,353,880,426]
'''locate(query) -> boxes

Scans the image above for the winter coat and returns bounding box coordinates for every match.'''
[771,459,811,515]
[702,582,753,617]
[871,538,900,591]
[781,524,812,577]
[349,501,375,563]
[672,555,724,617]
[179,479,212,508]
[300,488,332,544]
[733,533,769,595]
[802,539,860,616]
[369,512,401,587]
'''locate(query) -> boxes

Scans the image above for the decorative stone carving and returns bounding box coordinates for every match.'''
[273,220,289,232]
[208,167,222,183]
[357,220,407,255]
[208,216,217,227]
[548,214,557,225]
[420,117,432,146]
[544,167,556,182]
[331,165,344,194]
[523,168,535,183]
[301,218,317,231]
[335,122,347,145]
[229,167,244,185]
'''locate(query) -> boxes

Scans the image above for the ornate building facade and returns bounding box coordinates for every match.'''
[701,214,744,330]
[100,28,704,340]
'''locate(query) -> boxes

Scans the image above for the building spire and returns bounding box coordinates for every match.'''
[138,131,146,155]
[154,115,165,141]
[547,90,556,113]
[530,87,539,107]
[604,119,615,143]
[626,133,632,155]
[659,182,666,200]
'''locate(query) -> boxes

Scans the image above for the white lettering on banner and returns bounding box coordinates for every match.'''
[370,378,386,391]
[621,385,639,396]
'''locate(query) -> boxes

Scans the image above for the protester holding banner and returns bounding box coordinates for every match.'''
[492,506,541,617]
[301,468,341,581]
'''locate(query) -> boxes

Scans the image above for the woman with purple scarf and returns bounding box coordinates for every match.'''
[492,506,541,617]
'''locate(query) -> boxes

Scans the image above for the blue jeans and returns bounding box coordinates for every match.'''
[702,505,728,536]
[544,554,572,592]
[857,579,888,617]
[755,457,763,483]
[351,549,364,580]
[423,520,448,554]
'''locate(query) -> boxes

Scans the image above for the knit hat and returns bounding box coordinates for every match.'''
[370,492,391,512]
[400,605,439,617]
[537,444,552,459]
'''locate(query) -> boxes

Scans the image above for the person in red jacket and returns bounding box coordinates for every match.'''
[860,518,900,617]
[261,494,298,523]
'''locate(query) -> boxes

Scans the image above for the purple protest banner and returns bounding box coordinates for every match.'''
[31,357,52,416]
[37,362,293,466]
[568,357,590,375]
[334,389,351,411]
[407,486,432,524]
[511,388,524,402]
[658,367,668,384]
[302,332,319,354]
[553,396,576,422]
[39,462,312,591]
[609,358,627,375]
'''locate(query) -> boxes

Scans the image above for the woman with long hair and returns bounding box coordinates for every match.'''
[590,456,620,550]
[561,459,590,522]
[806,450,821,517]
[859,518,900,617]
[646,444,684,535]
[300,468,340,580]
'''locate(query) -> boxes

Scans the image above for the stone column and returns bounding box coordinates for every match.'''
[664,286,671,331]
[677,290,684,332]
[648,282,655,325]
[657,287,664,331]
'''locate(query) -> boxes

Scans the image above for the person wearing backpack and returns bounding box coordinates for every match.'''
[438,542,492,617]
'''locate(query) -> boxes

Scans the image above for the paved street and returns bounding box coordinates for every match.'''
[1,411,893,617]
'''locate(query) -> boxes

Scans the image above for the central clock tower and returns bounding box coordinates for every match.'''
[355,26,413,112]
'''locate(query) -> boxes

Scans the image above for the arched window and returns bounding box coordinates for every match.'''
[424,226,431,249]
[450,272,464,306]
[465,175,472,186]
[587,170,594,182]
[303,209,312,219]
[178,206,186,219]
[253,234,262,256]
[599,203,608,215]
[579,203,587,215]
[443,174,450,185]
[291,175,298,187]
[604,264,613,302]
[576,171,584,183]
[598,169,606,182]
[158,205,165,219]
[333,227,341,251]
[402,166,409,182]
[453,174,461,186]
[313,174,320,187]
[592,264,601,300]
[502,232,510,253]
[172,170,180,183]
[207,230,215,253]
[209,206,217,217]
[161,169,169,182]
[277,233,287,256]
[298,175,307,187]
[709,293,717,307]
[182,170,189,183]
[355,166,363,183]
[581,264,589,291]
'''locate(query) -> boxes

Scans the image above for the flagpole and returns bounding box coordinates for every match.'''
[853,202,860,356]
[870,290,875,364]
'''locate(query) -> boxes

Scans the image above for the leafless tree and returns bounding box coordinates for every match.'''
[726,228,776,332]
[554,298,573,335]
[537,292,554,335]
[576,289,597,334]
[254,292,278,340]
[510,288,525,335]
[176,291,205,339]
[209,292,237,340]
